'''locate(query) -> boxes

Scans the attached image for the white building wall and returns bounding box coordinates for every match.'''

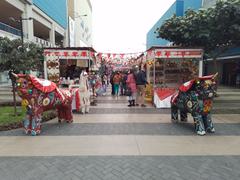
[1,0,67,47]
[75,0,92,47]
[202,0,217,8]
[0,0,68,83]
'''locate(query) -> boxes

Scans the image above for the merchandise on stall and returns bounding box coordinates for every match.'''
[43,47,96,110]
[145,47,204,108]
[43,47,96,85]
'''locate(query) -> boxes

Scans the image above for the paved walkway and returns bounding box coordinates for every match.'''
[0,87,240,179]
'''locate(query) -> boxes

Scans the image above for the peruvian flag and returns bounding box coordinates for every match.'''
[147,50,152,56]
[120,54,125,59]
[97,53,102,59]
[90,52,95,57]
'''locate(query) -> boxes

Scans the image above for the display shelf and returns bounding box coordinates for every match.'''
[148,59,199,88]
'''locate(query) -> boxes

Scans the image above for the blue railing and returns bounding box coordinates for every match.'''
[0,21,21,36]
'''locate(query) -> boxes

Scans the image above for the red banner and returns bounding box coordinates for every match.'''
[154,49,203,59]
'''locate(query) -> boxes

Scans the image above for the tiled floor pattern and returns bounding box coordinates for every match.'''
[0,88,240,179]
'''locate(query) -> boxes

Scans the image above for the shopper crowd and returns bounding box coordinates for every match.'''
[62,64,148,109]
[110,66,148,107]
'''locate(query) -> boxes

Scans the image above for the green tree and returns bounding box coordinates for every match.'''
[0,37,44,116]
[0,37,43,73]
[155,0,240,71]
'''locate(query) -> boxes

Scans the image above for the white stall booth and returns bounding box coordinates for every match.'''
[145,46,203,108]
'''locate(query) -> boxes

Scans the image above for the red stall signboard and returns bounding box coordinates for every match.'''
[43,50,92,60]
[154,49,203,59]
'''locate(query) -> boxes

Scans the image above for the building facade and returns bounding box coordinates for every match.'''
[0,0,68,47]
[0,0,94,84]
[146,0,202,49]
[0,0,69,83]
[202,0,217,8]
[147,0,240,87]
[68,0,93,47]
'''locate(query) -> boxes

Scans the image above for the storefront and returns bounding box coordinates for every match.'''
[43,47,96,85]
[204,47,240,87]
[145,46,203,108]
[43,47,96,112]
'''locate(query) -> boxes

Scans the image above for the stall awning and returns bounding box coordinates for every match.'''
[43,47,96,60]
[43,47,96,82]
[146,46,203,60]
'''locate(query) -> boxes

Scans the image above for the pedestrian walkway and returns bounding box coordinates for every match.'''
[0,86,240,179]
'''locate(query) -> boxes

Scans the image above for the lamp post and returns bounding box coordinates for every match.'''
[9,17,32,116]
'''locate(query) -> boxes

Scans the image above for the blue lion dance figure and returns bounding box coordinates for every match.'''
[171,73,218,136]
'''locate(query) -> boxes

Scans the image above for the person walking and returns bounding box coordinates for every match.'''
[126,69,137,107]
[110,72,115,95]
[135,67,148,107]
[121,72,128,96]
[102,74,108,95]
[113,72,122,97]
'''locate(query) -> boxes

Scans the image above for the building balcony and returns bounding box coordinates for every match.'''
[0,21,54,47]
[0,21,21,36]
[0,21,22,40]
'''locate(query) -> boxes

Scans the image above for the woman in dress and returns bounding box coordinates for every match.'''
[126,69,137,107]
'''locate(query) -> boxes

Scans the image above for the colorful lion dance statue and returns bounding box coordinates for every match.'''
[11,73,73,135]
[171,73,218,136]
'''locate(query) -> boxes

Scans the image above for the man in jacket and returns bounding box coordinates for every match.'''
[135,67,147,107]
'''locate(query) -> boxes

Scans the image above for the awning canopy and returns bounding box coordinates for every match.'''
[43,47,96,61]
[146,46,204,60]
[43,47,96,82]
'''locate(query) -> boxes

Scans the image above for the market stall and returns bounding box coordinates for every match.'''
[146,46,203,108]
[43,47,96,111]
[43,47,96,84]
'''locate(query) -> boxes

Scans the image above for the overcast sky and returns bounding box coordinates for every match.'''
[91,0,175,54]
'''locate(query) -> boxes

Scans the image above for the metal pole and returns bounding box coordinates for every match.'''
[44,58,48,79]
[153,57,156,88]
[199,58,203,77]
[8,71,17,116]
[20,17,24,52]
[12,16,24,116]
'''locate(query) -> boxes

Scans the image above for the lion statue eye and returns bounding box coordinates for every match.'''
[22,80,28,88]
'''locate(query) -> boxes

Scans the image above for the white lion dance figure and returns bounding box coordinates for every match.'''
[79,71,91,114]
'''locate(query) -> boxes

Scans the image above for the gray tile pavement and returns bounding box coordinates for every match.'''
[1,86,240,179]
[1,123,240,136]
[88,107,240,114]
[89,108,171,114]
[0,156,239,180]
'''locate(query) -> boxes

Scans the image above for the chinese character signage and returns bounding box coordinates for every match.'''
[44,50,93,60]
[154,49,203,59]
